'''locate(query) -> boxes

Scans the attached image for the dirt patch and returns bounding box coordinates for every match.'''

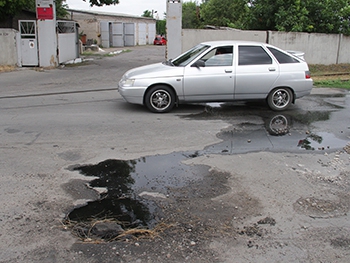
[310,63,350,81]
[0,65,15,72]
[294,195,350,218]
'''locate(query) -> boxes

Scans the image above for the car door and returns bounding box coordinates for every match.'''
[235,45,279,100]
[182,46,235,102]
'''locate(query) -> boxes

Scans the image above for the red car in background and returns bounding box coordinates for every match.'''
[153,35,167,45]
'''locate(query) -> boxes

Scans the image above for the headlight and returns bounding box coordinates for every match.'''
[122,78,135,87]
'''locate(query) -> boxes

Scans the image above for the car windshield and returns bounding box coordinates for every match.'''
[171,44,210,67]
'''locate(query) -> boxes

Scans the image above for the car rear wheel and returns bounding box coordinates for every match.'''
[145,85,175,113]
[267,88,293,111]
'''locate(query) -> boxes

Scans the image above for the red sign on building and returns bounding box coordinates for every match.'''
[36,7,54,20]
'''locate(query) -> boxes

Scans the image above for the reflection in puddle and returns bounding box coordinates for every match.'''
[182,105,348,153]
[297,132,346,151]
[67,160,154,227]
[266,114,290,136]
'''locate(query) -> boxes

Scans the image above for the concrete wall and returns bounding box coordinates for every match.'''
[180,29,350,65]
[338,34,350,64]
[268,31,340,64]
[0,29,20,66]
[181,29,266,52]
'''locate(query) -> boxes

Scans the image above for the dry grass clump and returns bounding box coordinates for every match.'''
[0,65,15,72]
[61,218,171,243]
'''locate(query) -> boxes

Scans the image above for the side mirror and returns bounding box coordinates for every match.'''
[192,59,205,68]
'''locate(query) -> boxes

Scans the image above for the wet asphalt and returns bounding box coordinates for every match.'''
[1,44,350,262]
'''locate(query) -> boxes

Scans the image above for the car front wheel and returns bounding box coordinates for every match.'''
[145,85,175,113]
[267,88,293,111]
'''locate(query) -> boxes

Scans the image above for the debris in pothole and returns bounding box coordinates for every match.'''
[238,224,263,237]
[62,218,170,242]
[257,216,276,226]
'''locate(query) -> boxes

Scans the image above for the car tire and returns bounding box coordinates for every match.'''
[267,88,293,111]
[145,85,176,113]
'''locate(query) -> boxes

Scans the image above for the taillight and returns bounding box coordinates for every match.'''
[305,71,311,79]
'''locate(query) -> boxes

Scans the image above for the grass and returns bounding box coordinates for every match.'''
[310,63,350,90]
[61,218,171,243]
[0,65,15,72]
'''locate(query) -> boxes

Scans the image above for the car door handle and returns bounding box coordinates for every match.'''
[269,68,276,71]
[225,70,232,73]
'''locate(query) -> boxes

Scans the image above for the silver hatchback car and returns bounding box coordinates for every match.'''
[118,41,313,113]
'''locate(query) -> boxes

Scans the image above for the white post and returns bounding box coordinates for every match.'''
[36,0,57,67]
[166,0,182,59]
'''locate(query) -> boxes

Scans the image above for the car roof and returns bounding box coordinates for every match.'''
[201,40,267,46]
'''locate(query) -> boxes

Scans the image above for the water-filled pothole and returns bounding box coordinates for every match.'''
[182,106,348,154]
[63,153,208,242]
[64,101,349,242]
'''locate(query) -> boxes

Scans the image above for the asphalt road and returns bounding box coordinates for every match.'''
[1,45,349,263]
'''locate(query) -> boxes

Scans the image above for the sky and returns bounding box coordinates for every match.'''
[64,0,192,18]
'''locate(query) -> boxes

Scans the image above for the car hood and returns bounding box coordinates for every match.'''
[125,62,184,79]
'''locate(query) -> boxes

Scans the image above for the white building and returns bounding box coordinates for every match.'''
[67,9,157,48]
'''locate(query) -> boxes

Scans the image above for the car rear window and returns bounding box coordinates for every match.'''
[267,47,300,64]
[238,46,272,65]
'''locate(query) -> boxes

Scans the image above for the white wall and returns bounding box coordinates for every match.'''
[180,29,350,65]
[268,31,340,64]
[0,29,20,66]
[181,29,266,53]
[337,34,350,64]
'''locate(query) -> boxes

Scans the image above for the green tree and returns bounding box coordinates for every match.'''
[200,0,249,28]
[182,1,202,28]
[156,19,166,35]
[307,0,350,34]
[0,0,34,19]
[142,9,153,18]
[247,0,350,35]
[56,0,69,18]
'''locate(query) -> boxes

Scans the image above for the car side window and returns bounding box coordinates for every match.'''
[200,46,233,67]
[267,47,300,63]
[238,46,272,65]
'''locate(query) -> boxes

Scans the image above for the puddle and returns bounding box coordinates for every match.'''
[65,94,349,241]
[64,153,209,241]
[182,104,349,154]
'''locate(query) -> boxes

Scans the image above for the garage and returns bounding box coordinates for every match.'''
[67,9,156,48]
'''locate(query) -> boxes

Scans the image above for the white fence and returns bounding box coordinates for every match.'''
[181,29,350,65]
[2,27,350,66]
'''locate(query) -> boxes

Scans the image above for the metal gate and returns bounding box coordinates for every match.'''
[111,22,124,47]
[19,20,38,66]
[100,21,135,48]
[138,23,147,45]
[57,21,79,63]
[100,21,110,48]
[124,23,135,46]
